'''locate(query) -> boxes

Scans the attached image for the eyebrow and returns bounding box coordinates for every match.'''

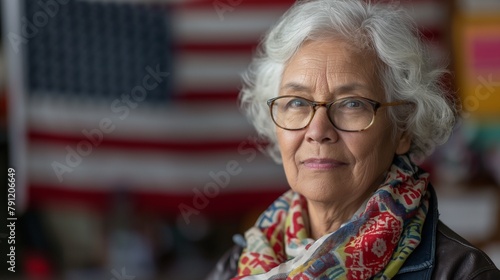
[280,82,369,95]
[280,82,311,93]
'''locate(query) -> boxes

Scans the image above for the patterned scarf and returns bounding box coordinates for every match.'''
[234,155,430,280]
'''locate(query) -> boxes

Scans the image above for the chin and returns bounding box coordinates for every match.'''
[292,181,336,203]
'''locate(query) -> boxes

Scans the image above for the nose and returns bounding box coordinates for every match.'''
[305,106,339,144]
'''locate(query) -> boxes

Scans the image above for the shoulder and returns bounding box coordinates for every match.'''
[433,220,500,280]
[205,244,243,280]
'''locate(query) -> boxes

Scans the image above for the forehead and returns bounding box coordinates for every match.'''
[280,39,383,98]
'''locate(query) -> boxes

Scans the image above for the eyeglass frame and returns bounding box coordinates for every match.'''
[266,95,412,132]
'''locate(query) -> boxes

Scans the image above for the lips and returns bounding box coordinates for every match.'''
[301,158,347,170]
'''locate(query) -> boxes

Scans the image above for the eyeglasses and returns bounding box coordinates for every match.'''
[267,95,411,132]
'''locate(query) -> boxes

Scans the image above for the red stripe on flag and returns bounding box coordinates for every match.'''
[177,42,258,53]
[28,131,256,152]
[418,27,444,43]
[177,0,295,9]
[178,0,442,9]
[28,184,287,218]
[366,0,445,3]
[176,27,441,52]
[175,90,239,102]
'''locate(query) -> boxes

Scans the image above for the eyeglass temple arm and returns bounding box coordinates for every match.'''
[379,101,413,108]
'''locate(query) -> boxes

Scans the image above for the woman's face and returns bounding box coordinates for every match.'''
[276,39,411,207]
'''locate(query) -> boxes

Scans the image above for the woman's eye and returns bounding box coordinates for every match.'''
[286,98,308,108]
[339,99,366,109]
[346,100,361,107]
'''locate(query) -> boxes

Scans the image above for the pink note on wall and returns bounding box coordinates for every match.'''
[472,38,500,71]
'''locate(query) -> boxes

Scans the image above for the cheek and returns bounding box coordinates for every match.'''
[276,130,300,157]
[343,125,396,173]
[345,134,384,158]
[276,130,302,178]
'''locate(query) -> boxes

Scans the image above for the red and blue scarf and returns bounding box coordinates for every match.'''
[235,155,430,279]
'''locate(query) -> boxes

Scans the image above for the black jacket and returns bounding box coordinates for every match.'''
[207,186,500,279]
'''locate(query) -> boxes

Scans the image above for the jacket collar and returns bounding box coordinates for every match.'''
[396,183,438,275]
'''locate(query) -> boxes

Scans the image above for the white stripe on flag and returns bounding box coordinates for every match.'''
[29,142,287,193]
[177,52,252,91]
[173,7,288,44]
[28,93,253,142]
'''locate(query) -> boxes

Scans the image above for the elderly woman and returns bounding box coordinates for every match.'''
[208,0,500,279]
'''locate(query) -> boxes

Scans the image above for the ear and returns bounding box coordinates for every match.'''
[395,131,412,155]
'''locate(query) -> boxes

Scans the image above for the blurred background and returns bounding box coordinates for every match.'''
[0,0,499,279]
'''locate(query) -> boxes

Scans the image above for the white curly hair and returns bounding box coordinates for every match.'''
[239,0,457,164]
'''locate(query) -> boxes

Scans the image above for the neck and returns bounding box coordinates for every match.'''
[306,202,357,240]
[306,190,375,240]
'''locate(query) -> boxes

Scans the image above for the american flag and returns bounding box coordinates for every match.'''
[5,0,449,219]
